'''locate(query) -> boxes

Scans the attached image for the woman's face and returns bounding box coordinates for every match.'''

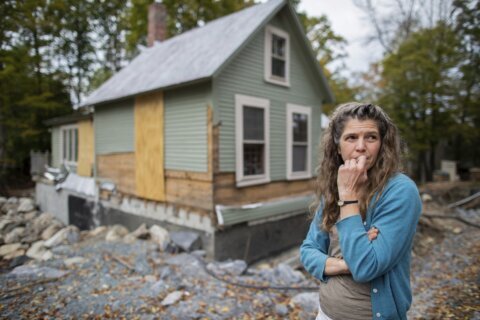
[338,118,381,170]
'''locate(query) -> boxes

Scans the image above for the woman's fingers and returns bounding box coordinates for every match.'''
[367,227,379,241]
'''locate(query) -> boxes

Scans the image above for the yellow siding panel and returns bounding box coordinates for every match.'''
[77,119,94,177]
[134,91,165,201]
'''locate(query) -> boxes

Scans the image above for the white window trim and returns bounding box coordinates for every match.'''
[264,25,290,87]
[235,94,270,187]
[59,124,78,167]
[286,104,312,180]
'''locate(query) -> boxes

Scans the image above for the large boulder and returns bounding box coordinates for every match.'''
[0,243,23,257]
[26,240,53,261]
[4,227,26,244]
[290,292,318,316]
[0,197,7,208]
[31,212,55,236]
[41,222,64,240]
[89,226,107,237]
[170,231,202,252]
[149,225,170,251]
[44,226,80,248]
[1,197,18,214]
[273,263,305,284]
[17,198,35,213]
[105,224,129,242]
[206,259,248,276]
[131,223,150,239]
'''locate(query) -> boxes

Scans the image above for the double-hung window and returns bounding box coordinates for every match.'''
[287,104,311,180]
[235,94,270,187]
[60,125,78,167]
[264,25,290,86]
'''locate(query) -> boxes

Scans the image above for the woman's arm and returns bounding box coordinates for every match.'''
[324,257,350,275]
[337,176,422,282]
[300,209,333,282]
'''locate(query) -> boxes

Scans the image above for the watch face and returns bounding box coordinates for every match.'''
[337,200,344,206]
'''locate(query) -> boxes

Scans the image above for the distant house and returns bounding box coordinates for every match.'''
[38,0,334,262]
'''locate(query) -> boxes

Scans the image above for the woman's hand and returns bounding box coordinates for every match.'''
[337,155,368,200]
[367,227,379,241]
[324,257,351,276]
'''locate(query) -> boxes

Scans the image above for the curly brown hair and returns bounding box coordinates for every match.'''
[312,102,404,232]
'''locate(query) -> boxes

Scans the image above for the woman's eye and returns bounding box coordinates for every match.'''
[367,135,378,141]
[346,136,356,141]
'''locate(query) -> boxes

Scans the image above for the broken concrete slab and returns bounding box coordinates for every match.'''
[170,231,201,252]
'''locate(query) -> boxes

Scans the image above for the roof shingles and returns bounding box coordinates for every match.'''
[81,0,285,107]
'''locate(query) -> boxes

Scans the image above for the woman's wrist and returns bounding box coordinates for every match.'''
[324,257,350,276]
[338,190,358,201]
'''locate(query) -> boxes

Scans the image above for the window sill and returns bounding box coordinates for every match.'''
[265,76,290,87]
[287,172,312,181]
[236,175,271,188]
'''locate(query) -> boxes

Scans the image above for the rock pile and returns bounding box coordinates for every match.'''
[0,196,320,318]
[0,197,202,268]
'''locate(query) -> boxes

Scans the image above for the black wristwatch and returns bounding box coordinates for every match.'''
[337,199,359,207]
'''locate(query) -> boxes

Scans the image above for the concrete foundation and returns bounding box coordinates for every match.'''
[35,181,310,263]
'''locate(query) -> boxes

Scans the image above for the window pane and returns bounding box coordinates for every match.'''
[68,129,73,161]
[271,57,285,78]
[293,113,308,142]
[243,106,264,140]
[74,129,78,162]
[243,143,264,176]
[272,34,285,57]
[293,145,307,172]
[63,130,67,161]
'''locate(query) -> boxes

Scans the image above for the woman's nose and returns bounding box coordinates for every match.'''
[356,138,366,151]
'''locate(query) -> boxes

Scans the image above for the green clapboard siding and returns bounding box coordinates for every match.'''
[218,194,314,226]
[51,127,61,168]
[214,8,324,180]
[164,84,209,172]
[95,99,135,155]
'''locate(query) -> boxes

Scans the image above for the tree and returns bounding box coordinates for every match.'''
[450,0,480,167]
[379,22,461,182]
[296,10,359,114]
[0,0,71,180]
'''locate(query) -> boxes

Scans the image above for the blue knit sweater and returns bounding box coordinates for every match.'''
[300,173,422,320]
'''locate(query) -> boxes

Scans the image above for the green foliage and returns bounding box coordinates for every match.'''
[296,9,359,114]
[0,1,71,175]
[379,22,465,180]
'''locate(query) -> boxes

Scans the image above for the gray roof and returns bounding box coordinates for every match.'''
[81,0,333,107]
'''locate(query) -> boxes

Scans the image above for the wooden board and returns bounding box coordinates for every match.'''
[165,170,214,211]
[214,173,315,205]
[77,119,94,177]
[97,153,136,195]
[134,91,165,201]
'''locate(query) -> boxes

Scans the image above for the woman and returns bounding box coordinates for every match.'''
[300,103,422,320]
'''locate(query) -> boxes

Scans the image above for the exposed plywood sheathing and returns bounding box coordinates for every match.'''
[97,153,136,195]
[214,173,315,206]
[165,170,213,212]
[135,91,166,201]
[77,119,94,177]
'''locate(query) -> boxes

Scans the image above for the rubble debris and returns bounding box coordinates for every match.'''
[170,231,201,252]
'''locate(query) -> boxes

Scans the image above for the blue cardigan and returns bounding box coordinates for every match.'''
[300,173,422,320]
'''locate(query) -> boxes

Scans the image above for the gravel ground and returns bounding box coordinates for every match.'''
[1,210,479,319]
[0,235,320,319]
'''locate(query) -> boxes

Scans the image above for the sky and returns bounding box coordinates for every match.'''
[296,0,385,75]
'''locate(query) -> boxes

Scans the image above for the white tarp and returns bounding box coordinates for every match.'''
[56,172,95,197]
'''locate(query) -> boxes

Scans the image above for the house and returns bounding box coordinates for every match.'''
[36,0,334,262]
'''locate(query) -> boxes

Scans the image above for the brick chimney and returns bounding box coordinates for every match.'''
[148,2,167,47]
